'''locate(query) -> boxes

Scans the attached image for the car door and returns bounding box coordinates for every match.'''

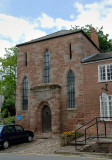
[3,125,17,143]
[15,125,27,142]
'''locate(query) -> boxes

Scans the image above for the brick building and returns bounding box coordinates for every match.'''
[16,28,112,135]
[82,51,112,135]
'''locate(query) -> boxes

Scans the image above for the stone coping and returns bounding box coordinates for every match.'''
[30,83,61,91]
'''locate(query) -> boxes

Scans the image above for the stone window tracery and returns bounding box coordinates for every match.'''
[44,50,50,83]
[22,77,28,110]
[67,70,75,108]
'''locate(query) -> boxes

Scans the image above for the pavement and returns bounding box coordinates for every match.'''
[0,136,112,159]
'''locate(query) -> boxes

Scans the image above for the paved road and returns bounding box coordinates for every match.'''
[0,153,110,160]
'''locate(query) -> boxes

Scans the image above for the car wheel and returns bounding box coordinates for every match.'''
[27,135,33,142]
[3,140,9,149]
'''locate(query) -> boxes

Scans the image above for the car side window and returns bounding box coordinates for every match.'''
[7,126,15,132]
[15,125,24,132]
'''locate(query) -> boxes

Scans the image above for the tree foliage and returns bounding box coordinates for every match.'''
[71,24,112,52]
[0,47,17,118]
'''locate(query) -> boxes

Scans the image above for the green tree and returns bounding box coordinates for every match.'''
[0,47,17,118]
[71,24,112,52]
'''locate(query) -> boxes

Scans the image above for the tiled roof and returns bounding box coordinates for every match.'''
[16,30,101,52]
[82,51,112,63]
[16,30,81,46]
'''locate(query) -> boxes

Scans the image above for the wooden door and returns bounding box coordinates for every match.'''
[42,105,51,133]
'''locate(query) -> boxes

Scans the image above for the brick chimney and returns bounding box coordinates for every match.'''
[91,27,99,48]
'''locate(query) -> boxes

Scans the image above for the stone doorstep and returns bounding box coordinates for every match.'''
[34,133,53,139]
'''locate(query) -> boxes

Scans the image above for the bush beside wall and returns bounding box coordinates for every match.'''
[60,131,84,146]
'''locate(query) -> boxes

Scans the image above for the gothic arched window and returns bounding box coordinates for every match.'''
[22,77,28,110]
[67,70,75,108]
[44,50,50,83]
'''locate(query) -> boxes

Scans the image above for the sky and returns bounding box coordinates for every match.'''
[0,0,112,57]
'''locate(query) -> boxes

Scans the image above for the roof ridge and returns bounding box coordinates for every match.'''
[16,29,101,52]
[16,29,82,47]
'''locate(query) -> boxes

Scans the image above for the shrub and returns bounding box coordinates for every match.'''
[0,116,15,125]
[60,131,84,146]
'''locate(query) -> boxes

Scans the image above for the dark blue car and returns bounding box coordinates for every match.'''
[0,124,34,149]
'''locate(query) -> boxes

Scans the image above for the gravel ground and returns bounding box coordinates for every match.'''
[0,137,60,155]
[17,138,60,155]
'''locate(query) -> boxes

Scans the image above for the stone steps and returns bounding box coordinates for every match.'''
[68,136,112,153]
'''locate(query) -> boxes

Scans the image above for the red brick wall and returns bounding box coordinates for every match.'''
[83,60,112,123]
[16,32,100,134]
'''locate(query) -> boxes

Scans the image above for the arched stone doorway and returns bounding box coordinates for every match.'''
[42,105,51,133]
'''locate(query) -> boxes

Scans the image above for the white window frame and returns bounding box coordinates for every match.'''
[98,63,112,82]
[100,94,112,121]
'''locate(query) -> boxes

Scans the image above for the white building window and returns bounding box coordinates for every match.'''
[98,64,112,82]
[100,94,112,121]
